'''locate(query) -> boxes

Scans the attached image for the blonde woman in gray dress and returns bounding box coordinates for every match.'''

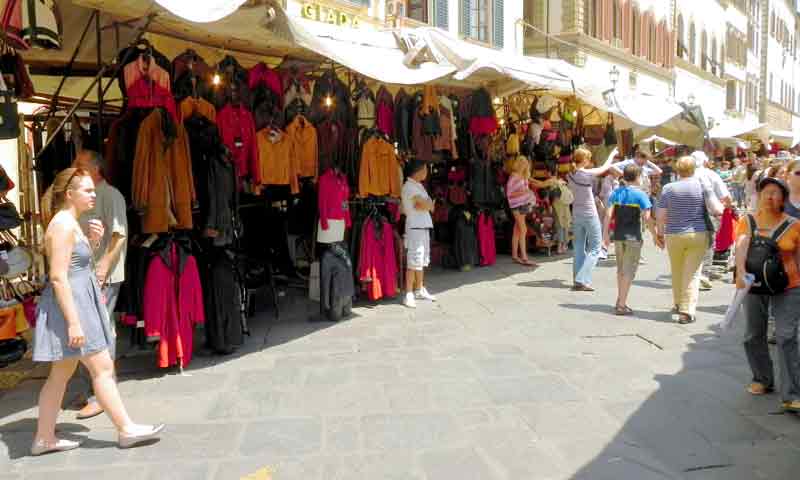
[31,167,163,456]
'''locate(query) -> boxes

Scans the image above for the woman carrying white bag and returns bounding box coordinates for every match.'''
[734,176,800,412]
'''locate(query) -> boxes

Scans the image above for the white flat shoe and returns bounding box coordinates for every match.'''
[30,438,81,456]
[118,424,165,449]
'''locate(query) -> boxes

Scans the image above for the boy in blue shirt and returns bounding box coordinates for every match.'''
[603,165,655,315]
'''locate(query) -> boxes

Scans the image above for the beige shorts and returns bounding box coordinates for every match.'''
[405,229,431,271]
[615,240,643,278]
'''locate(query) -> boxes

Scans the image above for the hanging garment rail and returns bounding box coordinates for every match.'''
[33,13,156,161]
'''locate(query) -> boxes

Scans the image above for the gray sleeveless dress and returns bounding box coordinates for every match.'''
[33,233,114,361]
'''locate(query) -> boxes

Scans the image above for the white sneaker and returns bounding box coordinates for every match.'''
[403,292,417,308]
[415,287,437,302]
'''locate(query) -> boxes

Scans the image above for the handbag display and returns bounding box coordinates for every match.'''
[0,231,32,279]
[0,0,29,50]
[584,125,606,145]
[0,74,20,140]
[604,114,617,146]
[0,337,27,368]
[0,201,22,230]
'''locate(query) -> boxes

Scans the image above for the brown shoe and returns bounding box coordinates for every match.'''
[76,400,104,420]
[782,400,800,412]
[571,283,595,292]
[746,382,774,396]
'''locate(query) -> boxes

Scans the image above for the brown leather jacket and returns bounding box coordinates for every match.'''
[132,109,195,233]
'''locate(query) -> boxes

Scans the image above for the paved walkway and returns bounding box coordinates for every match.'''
[2,244,800,479]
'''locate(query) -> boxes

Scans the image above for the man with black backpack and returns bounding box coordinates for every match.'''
[735,177,800,412]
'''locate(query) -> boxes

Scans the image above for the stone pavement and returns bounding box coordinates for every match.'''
[2,243,800,479]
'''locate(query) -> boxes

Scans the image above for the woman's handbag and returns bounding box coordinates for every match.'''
[0,231,32,279]
[0,201,22,230]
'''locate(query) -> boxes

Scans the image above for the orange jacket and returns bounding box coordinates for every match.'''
[256,128,299,194]
[286,115,318,179]
[358,137,401,197]
[421,85,439,115]
[179,97,216,123]
[132,109,195,233]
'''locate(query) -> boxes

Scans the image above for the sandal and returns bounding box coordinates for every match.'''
[614,305,633,316]
[520,258,539,267]
[677,313,696,324]
[747,382,774,395]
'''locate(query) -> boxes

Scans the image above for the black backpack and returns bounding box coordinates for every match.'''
[745,214,795,295]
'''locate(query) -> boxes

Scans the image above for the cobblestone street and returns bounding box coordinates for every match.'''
[2,244,800,479]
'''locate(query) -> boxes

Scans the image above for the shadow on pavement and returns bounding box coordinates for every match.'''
[517,279,572,289]
[559,303,674,323]
[568,327,800,479]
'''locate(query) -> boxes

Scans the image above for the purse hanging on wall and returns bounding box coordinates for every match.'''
[0,73,20,140]
[604,113,617,147]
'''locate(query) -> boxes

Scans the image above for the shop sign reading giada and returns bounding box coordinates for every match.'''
[301,2,362,28]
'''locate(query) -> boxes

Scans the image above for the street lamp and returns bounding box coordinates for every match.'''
[609,66,620,90]
[603,66,621,109]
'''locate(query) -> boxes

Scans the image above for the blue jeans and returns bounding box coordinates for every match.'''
[731,184,745,207]
[573,215,602,285]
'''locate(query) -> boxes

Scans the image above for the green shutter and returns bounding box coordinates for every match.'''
[461,0,472,37]
[435,0,449,29]
[493,0,504,48]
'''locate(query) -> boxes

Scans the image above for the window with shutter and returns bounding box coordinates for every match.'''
[493,0,503,48]
[676,15,684,58]
[701,30,707,70]
[435,0,449,29]
[632,7,640,56]
[461,0,472,37]
[461,0,500,47]
[726,80,737,111]
[407,0,429,23]
[689,22,696,63]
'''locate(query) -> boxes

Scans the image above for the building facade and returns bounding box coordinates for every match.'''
[522,0,800,144]
[283,1,524,55]
[522,0,676,99]
[761,0,800,137]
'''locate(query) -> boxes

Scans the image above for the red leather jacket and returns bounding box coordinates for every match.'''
[217,104,259,179]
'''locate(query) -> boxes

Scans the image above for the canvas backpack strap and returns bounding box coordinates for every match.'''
[748,214,757,236]
[772,217,796,242]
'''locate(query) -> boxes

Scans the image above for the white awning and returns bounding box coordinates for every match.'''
[710,118,767,142]
[289,20,456,85]
[770,129,799,147]
[416,27,584,95]
[154,0,247,23]
[640,134,678,145]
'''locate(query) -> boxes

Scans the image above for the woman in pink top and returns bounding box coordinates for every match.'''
[507,156,553,266]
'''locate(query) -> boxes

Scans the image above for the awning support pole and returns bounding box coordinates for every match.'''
[44,9,97,125]
[95,9,104,145]
[35,14,156,160]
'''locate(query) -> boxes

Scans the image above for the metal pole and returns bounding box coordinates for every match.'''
[545,0,550,58]
[44,10,97,125]
[35,14,156,160]
[95,9,104,147]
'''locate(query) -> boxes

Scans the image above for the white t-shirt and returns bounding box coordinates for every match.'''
[79,180,128,284]
[695,167,731,202]
[402,178,433,232]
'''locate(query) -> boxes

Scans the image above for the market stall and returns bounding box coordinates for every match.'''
[0,0,706,381]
